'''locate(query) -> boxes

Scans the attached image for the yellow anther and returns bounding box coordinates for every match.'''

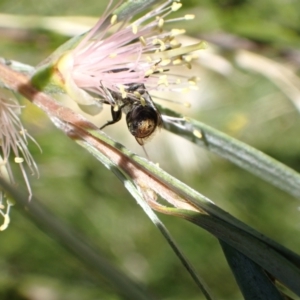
[110,14,117,25]
[14,157,24,163]
[161,59,171,66]
[170,40,181,49]
[185,14,195,20]
[185,62,192,69]
[140,97,146,106]
[188,76,198,85]
[132,24,138,34]
[184,55,192,62]
[119,85,127,98]
[158,17,164,28]
[171,29,186,36]
[191,53,199,59]
[158,75,169,86]
[19,128,27,136]
[152,38,166,51]
[134,91,141,98]
[0,214,10,231]
[171,2,182,11]
[193,129,202,139]
[145,69,154,76]
[173,58,183,65]
[139,36,146,46]
[151,42,204,61]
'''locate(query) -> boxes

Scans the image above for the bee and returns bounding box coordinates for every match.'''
[100,82,162,145]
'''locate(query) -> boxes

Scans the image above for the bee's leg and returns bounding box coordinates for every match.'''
[100,105,122,130]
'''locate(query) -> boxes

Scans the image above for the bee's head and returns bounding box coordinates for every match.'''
[126,105,161,145]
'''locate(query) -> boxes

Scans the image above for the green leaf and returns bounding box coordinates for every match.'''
[160,207,300,297]
[160,107,300,198]
[220,241,284,300]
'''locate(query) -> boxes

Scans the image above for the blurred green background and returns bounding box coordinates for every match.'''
[1,0,300,299]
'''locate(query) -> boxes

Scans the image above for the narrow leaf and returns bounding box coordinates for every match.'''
[161,108,300,198]
[220,241,284,300]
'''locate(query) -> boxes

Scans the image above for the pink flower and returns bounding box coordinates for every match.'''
[0,95,39,200]
[35,0,203,143]
[56,0,202,113]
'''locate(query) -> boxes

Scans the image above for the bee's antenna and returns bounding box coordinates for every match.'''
[142,145,150,160]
